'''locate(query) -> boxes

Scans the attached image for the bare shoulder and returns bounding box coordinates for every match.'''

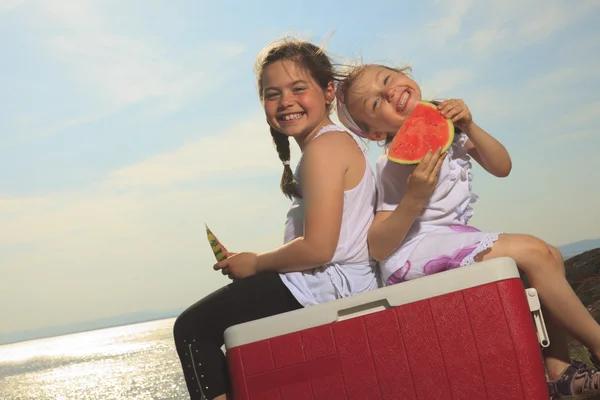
[306,129,363,162]
[303,129,366,192]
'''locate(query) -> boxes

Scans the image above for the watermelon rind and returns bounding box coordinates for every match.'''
[387,100,454,165]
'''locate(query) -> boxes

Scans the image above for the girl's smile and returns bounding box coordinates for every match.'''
[346,65,422,137]
[261,60,334,146]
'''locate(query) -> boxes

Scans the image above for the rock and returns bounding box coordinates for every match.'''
[566,249,600,292]
[565,248,600,367]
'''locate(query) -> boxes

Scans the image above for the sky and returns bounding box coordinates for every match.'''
[1,0,599,337]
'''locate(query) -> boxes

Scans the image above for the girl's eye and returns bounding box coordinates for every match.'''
[384,74,390,85]
[293,87,306,93]
[265,92,278,100]
[372,98,380,111]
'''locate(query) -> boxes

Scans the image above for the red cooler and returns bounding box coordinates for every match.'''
[224,257,550,400]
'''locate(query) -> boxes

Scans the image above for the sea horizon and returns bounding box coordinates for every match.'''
[0,315,180,348]
[3,238,599,348]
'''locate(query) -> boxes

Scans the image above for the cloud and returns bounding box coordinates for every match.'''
[105,114,293,188]
[0,108,127,148]
[0,0,24,15]
[415,0,599,55]
[474,0,599,51]
[2,1,247,145]
[42,33,237,107]
[463,61,599,125]
[551,130,597,145]
[0,112,290,243]
[0,113,299,332]
[371,0,597,83]
[558,102,600,127]
[427,0,474,39]
[419,68,474,100]
[516,1,599,41]
[0,184,288,332]
[467,28,509,53]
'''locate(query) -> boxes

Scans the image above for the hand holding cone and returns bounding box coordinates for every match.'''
[205,223,230,262]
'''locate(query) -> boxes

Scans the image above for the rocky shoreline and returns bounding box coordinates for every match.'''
[566,248,600,366]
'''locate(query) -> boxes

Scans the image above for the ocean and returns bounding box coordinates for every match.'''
[0,318,192,400]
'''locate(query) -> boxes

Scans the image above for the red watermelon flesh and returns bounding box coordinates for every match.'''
[388,101,454,165]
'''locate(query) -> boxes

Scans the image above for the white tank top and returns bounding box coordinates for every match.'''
[279,124,379,307]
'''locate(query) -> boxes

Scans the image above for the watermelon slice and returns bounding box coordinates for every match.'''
[388,101,454,165]
[205,223,230,262]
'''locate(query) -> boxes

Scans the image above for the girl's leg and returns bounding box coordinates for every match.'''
[540,246,573,378]
[477,234,600,381]
[520,245,573,378]
[173,272,302,400]
[543,312,572,376]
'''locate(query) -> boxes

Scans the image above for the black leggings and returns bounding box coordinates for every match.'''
[173,272,303,399]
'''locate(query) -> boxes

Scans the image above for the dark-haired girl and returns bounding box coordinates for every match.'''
[172,38,379,400]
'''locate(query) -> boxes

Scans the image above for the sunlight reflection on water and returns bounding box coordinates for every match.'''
[0,318,190,400]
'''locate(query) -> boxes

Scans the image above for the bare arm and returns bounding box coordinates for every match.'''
[367,149,446,262]
[256,131,349,273]
[438,99,511,178]
[367,196,426,262]
[463,122,512,177]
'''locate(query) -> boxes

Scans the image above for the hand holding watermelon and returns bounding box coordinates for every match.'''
[404,147,446,205]
[437,98,472,132]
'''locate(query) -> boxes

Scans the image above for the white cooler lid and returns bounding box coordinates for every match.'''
[224,257,519,349]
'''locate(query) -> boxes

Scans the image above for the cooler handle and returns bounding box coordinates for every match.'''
[337,299,391,321]
[335,287,551,349]
[526,288,550,348]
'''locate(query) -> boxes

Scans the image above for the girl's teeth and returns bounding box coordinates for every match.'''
[398,91,409,112]
[282,113,303,121]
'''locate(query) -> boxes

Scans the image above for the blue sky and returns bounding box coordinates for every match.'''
[1,0,599,336]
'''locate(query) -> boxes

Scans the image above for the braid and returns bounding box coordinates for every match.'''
[256,38,335,199]
[270,127,301,199]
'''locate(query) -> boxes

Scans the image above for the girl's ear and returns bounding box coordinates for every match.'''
[324,81,335,106]
[368,131,388,141]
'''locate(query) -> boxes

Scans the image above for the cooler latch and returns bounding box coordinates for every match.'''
[525,288,550,348]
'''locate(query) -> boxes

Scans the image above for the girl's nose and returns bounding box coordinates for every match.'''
[279,92,294,108]
[385,88,396,102]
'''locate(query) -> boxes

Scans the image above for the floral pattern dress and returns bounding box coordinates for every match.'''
[375,133,502,286]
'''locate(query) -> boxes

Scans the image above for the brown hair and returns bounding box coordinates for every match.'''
[255,38,336,199]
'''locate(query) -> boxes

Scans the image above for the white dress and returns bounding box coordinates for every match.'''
[376,132,502,286]
[279,124,379,306]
